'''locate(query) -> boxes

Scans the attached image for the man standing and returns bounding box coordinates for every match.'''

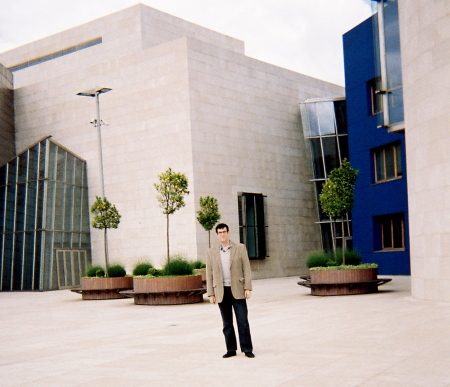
[206,223,255,358]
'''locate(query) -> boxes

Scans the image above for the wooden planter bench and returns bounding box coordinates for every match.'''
[71,277,133,300]
[298,268,392,296]
[123,275,206,305]
[120,288,206,305]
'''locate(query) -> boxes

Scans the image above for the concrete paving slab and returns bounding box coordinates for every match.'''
[0,276,449,386]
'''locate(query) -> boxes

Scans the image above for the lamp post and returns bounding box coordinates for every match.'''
[76,87,112,196]
[77,87,112,275]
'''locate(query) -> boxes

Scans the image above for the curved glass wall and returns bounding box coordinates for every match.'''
[0,137,91,290]
[301,98,352,251]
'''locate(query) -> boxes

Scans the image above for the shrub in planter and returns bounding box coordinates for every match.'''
[133,262,154,276]
[108,264,126,277]
[86,265,106,278]
[164,257,193,276]
[147,268,164,277]
[306,251,329,268]
[81,263,132,300]
[131,258,205,305]
[190,260,206,270]
[328,249,362,266]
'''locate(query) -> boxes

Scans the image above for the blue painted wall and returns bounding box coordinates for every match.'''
[343,17,410,275]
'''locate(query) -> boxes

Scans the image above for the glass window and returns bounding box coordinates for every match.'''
[310,138,325,179]
[368,77,382,116]
[373,143,402,183]
[316,101,336,136]
[66,154,75,185]
[322,137,339,176]
[18,152,28,183]
[56,147,66,182]
[334,100,347,134]
[0,164,6,186]
[238,193,267,259]
[305,103,320,137]
[338,136,349,160]
[25,181,37,230]
[375,213,404,250]
[48,142,57,181]
[388,87,404,124]
[15,183,26,232]
[38,141,46,179]
[28,145,39,181]
[8,159,17,185]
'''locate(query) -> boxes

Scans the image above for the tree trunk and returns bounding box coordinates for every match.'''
[332,217,337,252]
[208,230,211,248]
[104,228,110,277]
[166,213,170,263]
[341,220,346,265]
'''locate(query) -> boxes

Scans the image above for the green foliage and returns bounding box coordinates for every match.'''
[154,168,189,261]
[154,168,189,216]
[147,268,164,277]
[197,196,221,248]
[163,257,194,276]
[197,196,221,231]
[310,263,378,271]
[108,264,126,277]
[132,262,154,276]
[319,159,359,218]
[86,265,105,278]
[90,196,121,230]
[306,249,362,268]
[305,251,329,268]
[190,260,206,270]
[330,248,362,266]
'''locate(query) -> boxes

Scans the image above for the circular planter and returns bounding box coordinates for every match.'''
[309,268,379,296]
[193,269,206,287]
[310,268,377,284]
[130,275,205,305]
[80,277,133,300]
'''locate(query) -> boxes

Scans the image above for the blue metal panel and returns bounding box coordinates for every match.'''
[343,17,410,275]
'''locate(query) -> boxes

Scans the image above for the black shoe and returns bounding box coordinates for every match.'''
[245,352,255,358]
[223,351,237,358]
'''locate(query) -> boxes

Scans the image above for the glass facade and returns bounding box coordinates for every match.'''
[372,0,404,131]
[0,137,91,290]
[300,98,351,251]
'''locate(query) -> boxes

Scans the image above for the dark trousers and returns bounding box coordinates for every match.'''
[218,286,253,353]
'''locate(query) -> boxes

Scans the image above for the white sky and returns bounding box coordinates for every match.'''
[0,0,373,85]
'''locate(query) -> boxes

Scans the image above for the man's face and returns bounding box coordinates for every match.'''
[216,227,229,244]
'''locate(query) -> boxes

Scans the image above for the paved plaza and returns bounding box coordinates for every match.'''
[1,276,449,386]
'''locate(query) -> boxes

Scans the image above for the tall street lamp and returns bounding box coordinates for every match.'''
[77,87,112,276]
[76,87,112,196]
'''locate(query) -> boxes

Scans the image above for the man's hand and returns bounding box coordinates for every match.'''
[245,290,252,299]
[209,295,216,304]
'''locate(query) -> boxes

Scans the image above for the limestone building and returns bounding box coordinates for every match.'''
[0,4,343,289]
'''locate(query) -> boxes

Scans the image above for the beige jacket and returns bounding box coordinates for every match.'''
[206,241,252,303]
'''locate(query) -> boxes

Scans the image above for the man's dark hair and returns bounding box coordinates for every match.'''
[215,223,229,233]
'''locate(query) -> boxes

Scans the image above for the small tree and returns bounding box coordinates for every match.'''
[319,159,359,265]
[90,196,121,277]
[197,196,221,248]
[154,168,189,262]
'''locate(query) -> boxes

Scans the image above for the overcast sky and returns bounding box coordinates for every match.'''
[0,0,373,85]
